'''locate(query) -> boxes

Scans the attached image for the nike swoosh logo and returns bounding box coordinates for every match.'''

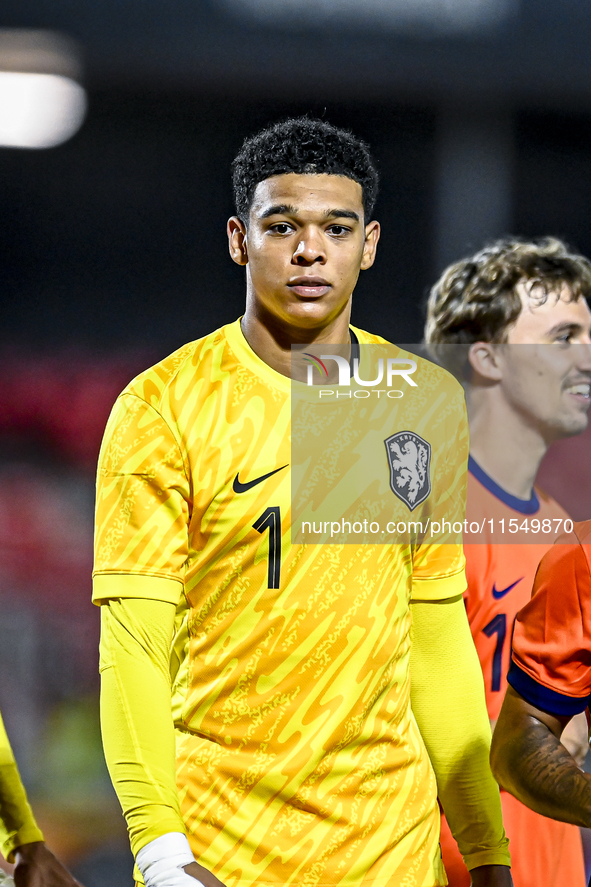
[492,578,524,599]
[233,464,288,494]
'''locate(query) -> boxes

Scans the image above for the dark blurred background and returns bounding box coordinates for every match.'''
[0,1,590,884]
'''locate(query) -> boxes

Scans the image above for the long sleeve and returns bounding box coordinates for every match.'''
[410,596,511,871]
[99,594,186,857]
[0,710,44,863]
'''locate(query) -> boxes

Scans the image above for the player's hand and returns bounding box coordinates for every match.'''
[469,864,513,887]
[182,862,227,887]
[13,842,82,887]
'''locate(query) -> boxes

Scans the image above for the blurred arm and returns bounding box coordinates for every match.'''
[0,711,44,863]
[0,714,82,885]
[13,842,81,887]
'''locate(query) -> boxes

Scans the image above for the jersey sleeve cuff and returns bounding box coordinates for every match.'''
[508,659,591,717]
[410,568,467,602]
[93,573,183,606]
[2,824,45,864]
[463,847,512,871]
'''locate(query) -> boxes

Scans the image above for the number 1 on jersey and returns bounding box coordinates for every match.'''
[253,506,281,589]
[483,613,507,692]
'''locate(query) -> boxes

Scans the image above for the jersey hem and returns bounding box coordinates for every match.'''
[136,878,447,887]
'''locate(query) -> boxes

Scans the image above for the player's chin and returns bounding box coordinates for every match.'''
[284,299,342,328]
[557,411,590,437]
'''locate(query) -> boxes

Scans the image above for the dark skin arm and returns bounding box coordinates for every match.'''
[183,862,226,886]
[13,842,82,887]
[469,866,512,887]
[490,685,591,828]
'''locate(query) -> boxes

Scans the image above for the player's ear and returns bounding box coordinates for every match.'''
[467,341,503,382]
[360,220,380,271]
[228,217,248,266]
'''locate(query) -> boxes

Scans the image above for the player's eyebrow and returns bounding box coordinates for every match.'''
[258,204,297,219]
[324,208,360,222]
[257,205,360,222]
[547,321,586,337]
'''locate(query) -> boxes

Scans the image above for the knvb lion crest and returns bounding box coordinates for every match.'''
[384,431,431,511]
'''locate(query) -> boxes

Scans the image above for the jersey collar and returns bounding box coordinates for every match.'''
[468,455,540,515]
[224,319,362,395]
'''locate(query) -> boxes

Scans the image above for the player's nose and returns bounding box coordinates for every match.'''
[292,228,326,265]
[575,341,591,368]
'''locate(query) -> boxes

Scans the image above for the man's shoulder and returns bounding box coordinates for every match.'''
[550,519,591,576]
[573,520,591,583]
[531,487,570,521]
[120,323,235,409]
[352,327,464,397]
[351,326,389,345]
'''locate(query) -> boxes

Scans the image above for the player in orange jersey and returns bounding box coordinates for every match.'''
[425,237,591,887]
[95,118,511,887]
[491,522,591,865]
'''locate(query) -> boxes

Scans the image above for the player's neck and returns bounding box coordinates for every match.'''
[241,306,353,379]
[467,394,548,500]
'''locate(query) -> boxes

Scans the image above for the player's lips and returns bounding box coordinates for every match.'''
[287,277,331,298]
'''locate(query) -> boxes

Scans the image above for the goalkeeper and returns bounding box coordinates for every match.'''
[96,117,511,887]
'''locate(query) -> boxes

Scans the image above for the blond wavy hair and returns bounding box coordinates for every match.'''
[425,236,591,346]
[424,237,591,379]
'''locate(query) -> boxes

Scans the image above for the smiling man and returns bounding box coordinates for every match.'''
[425,237,591,887]
[94,118,511,887]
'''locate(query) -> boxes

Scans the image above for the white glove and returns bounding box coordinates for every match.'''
[136,833,206,887]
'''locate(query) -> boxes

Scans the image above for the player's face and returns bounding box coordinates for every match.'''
[228,173,380,334]
[499,284,591,440]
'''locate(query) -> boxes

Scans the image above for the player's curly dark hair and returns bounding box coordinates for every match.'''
[425,236,591,347]
[232,117,379,222]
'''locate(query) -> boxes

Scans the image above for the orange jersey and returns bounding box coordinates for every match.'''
[440,464,585,887]
[505,521,591,887]
[510,520,591,714]
[464,458,570,722]
[94,320,469,887]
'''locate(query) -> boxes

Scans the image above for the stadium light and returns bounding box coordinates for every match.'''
[0,30,86,149]
[220,0,516,33]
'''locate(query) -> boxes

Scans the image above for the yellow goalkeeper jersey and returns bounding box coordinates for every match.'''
[94,320,468,887]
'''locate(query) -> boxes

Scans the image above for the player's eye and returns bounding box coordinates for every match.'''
[269,223,293,235]
[327,225,350,236]
[554,332,573,345]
